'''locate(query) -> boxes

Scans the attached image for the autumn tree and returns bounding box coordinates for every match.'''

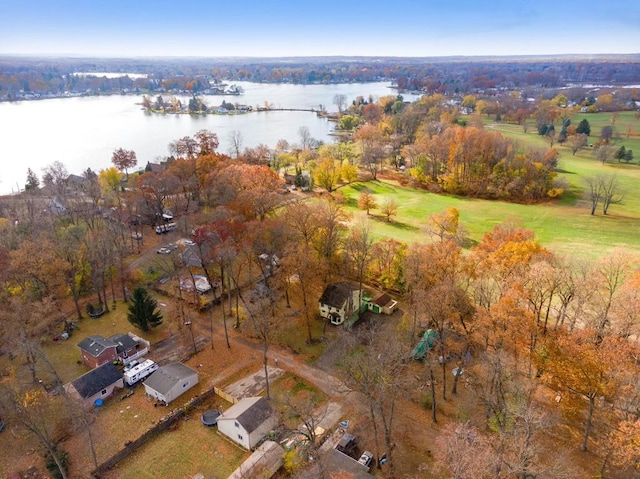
[568,133,588,155]
[127,287,163,332]
[537,328,630,451]
[380,198,397,222]
[313,158,342,193]
[427,207,461,242]
[280,242,324,344]
[219,164,284,220]
[357,190,377,215]
[345,222,373,303]
[244,281,282,400]
[368,238,406,291]
[594,144,615,165]
[341,325,410,478]
[111,147,137,179]
[0,377,71,479]
[355,124,386,180]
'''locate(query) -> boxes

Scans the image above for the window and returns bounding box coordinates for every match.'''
[101,389,107,395]
[235,421,240,428]
[237,434,243,440]
[183,382,189,388]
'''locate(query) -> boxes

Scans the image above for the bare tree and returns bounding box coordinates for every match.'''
[333,93,347,114]
[244,281,282,399]
[600,174,624,215]
[584,175,602,216]
[229,130,243,159]
[341,324,410,477]
[298,126,312,150]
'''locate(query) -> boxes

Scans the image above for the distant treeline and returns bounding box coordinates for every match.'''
[2,55,640,99]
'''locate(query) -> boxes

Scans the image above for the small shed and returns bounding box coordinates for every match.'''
[367,293,398,315]
[143,363,199,404]
[218,397,278,450]
[65,362,124,408]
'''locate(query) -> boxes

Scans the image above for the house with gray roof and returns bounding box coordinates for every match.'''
[142,363,198,404]
[217,396,278,450]
[77,332,149,369]
[65,362,124,408]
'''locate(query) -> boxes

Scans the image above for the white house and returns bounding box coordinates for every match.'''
[218,397,278,450]
[142,363,198,404]
[319,282,363,325]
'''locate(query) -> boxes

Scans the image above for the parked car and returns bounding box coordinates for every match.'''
[335,433,357,455]
[157,244,177,254]
[358,450,374,468]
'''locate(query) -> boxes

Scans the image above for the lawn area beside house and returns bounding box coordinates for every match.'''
[41,298,171,384]
[100,395,247,479]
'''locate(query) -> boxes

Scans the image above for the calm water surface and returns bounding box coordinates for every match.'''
[0,82,418,194]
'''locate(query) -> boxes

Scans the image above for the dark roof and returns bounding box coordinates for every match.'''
[372,293,393,307]
[222,397,273,433]
[319,282,359,309]
[71,363,123,399]
[77,335,116,358]
[143,363,198,395]
[324,449,375,479]
[180,245,203,268]
[108,333,138,355]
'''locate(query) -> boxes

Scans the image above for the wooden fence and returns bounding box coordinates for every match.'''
[92,385,238,477]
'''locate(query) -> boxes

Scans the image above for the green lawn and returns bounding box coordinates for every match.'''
[41,297,170,384]
[339,170,640,260]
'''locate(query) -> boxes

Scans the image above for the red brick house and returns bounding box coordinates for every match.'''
[77,333,149,369]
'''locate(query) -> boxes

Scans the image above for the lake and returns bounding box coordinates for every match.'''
[0,82,419,194]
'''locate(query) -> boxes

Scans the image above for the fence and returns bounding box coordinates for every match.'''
[92,384,237,477]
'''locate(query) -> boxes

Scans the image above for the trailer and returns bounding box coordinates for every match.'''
[155,222,177,234]
[123,359,159,386]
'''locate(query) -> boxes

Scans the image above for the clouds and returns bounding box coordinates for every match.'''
[1,0,638,57]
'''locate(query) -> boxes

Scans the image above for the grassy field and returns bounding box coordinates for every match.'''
[101,394,247,479]
[339,152,640,260]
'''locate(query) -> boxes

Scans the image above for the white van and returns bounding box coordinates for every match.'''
[123,359,159,386]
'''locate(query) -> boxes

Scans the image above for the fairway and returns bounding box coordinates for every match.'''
[340,161,640,260]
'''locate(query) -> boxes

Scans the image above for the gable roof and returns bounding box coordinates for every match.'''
[77,335,117,358]
[143,363,198,395]
[108,333,137,354]
[221,397,273,433]
[372,293,393,307]
[70,363,123,399]
[319,282,359,309]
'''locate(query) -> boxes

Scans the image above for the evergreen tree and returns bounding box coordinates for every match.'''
[576,119,591,136]
[25,168,40,191]
[615,145,627,162]
[127,287,163,332]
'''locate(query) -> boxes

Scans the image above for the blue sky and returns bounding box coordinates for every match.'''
[1,0,639,57]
